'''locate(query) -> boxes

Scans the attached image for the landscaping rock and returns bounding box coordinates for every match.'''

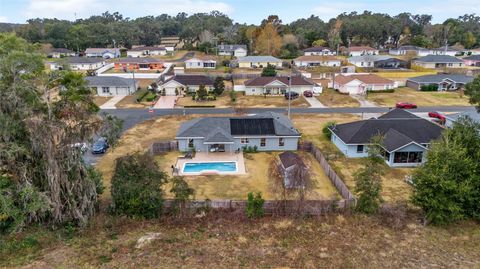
[135,233,162,249]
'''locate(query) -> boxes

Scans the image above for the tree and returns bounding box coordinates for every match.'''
[354,136,385,214]
[111,153,168,219]
[312,39,327,47]
[0,34,120,231]
[411,117,480,225]
[196,84,208,100]
[465,75,480,112]
[322,121,336,139]
[170,177,195,217]
[255,23,282,55]
[261,64,277,77]
[328,19,342,50]
[463,31,477,49]
[213,77,225,96]
[246,192,264,218]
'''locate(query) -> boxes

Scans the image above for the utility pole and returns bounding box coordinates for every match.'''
[287,75,291,118]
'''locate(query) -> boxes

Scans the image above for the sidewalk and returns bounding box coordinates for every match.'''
[99,95,126,109]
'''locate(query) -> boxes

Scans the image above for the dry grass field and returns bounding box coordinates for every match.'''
[366,87,471,107]
[316,88,360,107]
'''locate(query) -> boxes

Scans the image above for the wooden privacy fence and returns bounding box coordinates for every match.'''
[149,141,178,155]
[163,199,356,215]
[299,141,356,201]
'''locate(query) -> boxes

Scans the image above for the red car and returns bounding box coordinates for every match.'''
[395,102,417,109]
[303,90,313,97]
[428,111,446,121]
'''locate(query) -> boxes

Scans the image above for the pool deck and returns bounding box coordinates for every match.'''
[175,152,246,176]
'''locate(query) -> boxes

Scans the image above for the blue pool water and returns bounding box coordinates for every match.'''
[183,162,237,173]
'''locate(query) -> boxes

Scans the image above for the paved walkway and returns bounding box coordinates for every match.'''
[154,96,178,109]
[304,96,326,108]
[99,95,126,109]
[351,95,378,107]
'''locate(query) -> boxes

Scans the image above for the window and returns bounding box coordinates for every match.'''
[102,87,110,93]
[448,63,453,67]
[241,138,249,144]
[356,145,364,153]
[361,62,364,66]
[260,138,266,147]
[188,139,194,148]
[279,138,284,147]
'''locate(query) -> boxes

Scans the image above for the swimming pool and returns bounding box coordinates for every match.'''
[182,162,237,174]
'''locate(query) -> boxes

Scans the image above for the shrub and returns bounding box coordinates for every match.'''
[135,90,150,102]
[261,64,277,77]
[221,59,230,67]
[110,153,168,219]
[322,121,336,140]
[230,91,237,103]
[196,84,208,101]
[367,89,395,93]
[213,77,225,96]
[170,177,195,216]
[246,192,264,218]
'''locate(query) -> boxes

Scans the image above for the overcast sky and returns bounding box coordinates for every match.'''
[1,0,479,24]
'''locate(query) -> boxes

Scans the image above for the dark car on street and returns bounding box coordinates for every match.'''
[91,137,109,154]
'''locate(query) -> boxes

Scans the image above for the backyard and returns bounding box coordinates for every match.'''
[365,87,471,107]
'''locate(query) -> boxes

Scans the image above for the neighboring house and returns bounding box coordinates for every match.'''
[463,55,480,66]
[406,74,474,91]
[217,44,248,57]
[49,57,105,71]
[329,108,444,167]
[412,55,464,69]
[293,55,342,67]
[126,46,167,57]
[445,110,480,128]
[114,58,164,70]
[303,47,336,56]
[48,48,75,58]
[160,36,181,51]
[465,48,480,55]
[243,76,318,95]
[333,74,397,95]
[176,112,301,153]
[237,56,283,68]
[159,75,214,96]
[85,76,137,96]
[389,45,431,56]
[431,46,459,56]
[278,151,307,188]
[85,48,120,58]
[184,56,217,69]
[348,55,407,69]
[347,46,379,56]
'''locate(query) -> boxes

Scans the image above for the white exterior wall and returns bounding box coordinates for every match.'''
[234,49,247,57]
[349,50,379,56]
[244,85,313,95]
[95,86,135,96]
[70,62,105,70]
[178,136,299,152]
[239,61,282,68]
[294,60,341,67]
[127,51,144,57]
[348,59,374,67]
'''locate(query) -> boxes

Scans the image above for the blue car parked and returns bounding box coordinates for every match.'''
[91,137,109,154]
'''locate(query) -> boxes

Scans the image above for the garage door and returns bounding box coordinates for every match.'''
[115,87,129,95]
[164,87,177,96]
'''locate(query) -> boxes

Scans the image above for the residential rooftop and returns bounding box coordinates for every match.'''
[414,55,463,63]
[237,55,282,62]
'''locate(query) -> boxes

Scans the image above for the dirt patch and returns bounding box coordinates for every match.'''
[235,95,310,108]
[93,96,112,107]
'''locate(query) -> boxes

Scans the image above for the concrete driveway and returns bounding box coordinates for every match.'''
[351,95,378,107]
[99,95,127,109]
[304,96,326,108]
[154,96,178,109]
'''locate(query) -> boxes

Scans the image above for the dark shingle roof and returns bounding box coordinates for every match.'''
[330,109,444,152]
[116,57,163,64]
[85,76,135,87]
[176,112,300,138]
[407,74,474,84]
[164,75,214,86]
[463,55,480,61]
[414,55,463,63]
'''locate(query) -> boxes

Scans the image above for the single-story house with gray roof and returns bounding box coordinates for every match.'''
[159,75,214,96]
[412,55,464,69]
[237,56,283,68]
[85,76,137,96]
[85,48,120,59]
[463,55,480,66]
[176,112,300,153]
[406,74,475,91]
[217,44,247,57]
[48,48,76,58]
[445,110,480,128]
[49,57,106,71]
[329,108,444,167]
[348,55,406,69]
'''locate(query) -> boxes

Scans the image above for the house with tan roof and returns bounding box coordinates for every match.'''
[113,57,164,70]
[243,76,319,95]
[333,74,397,95]
[185,56,217,69]
[293,55,342,67]
[347,46,379,56]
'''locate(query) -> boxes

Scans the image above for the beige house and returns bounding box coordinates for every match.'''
[412,55,464,69]
[333,74,397,95]
[159,75,214,96]
[237,56,282,68]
